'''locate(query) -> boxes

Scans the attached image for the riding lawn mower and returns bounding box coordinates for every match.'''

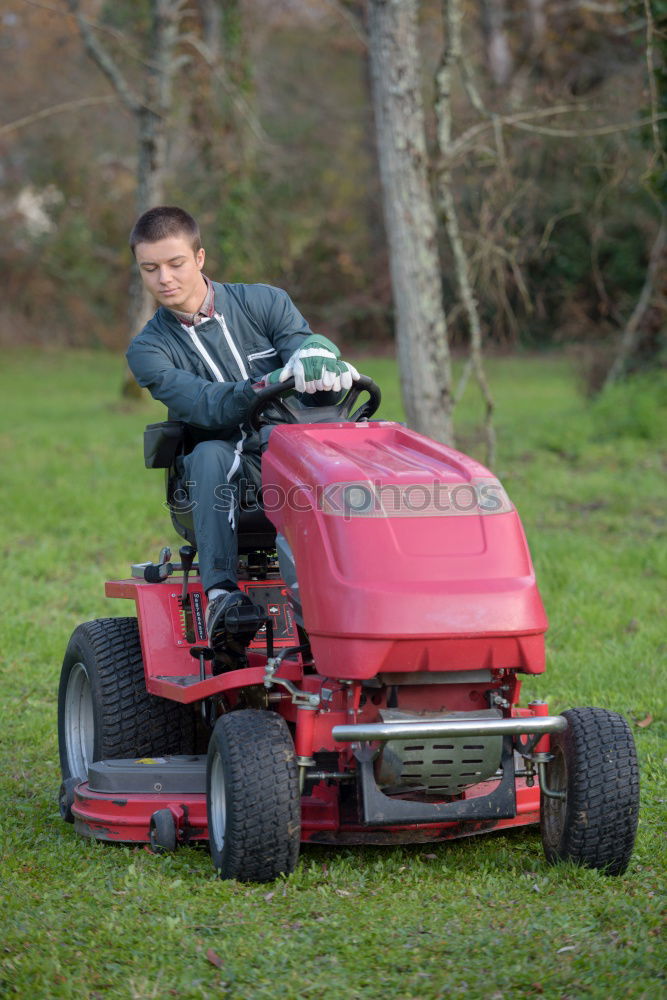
[57,376,639,881]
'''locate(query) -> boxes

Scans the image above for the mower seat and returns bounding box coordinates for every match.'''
[167,470,277,554]
[144,421,277,555]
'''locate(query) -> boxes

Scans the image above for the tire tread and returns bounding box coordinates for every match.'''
[541,706,639,875]
[59,617,195,777]
[208,709,300,882]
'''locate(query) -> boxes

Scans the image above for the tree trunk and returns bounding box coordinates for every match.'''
[526,0,548,52]
[436,0,496,467]
[127,106,166,361]
[196,0,222,62]
[480,0,513,88]
[68,0,183,394]
[367,0,454,443]
[124,0,181,396]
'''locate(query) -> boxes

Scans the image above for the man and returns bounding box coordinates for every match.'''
[126,205,358,660]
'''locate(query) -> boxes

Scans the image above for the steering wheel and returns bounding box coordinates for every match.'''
[248,374,382,431]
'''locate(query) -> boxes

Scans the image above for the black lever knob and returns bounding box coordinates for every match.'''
[179,545,196,572]
[178,545,197,607]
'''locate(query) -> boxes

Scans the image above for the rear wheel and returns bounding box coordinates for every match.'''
[58,618,196,781]
[540,706,639,875]
[207,710,300,882]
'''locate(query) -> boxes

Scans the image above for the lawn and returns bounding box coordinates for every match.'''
[1,349,665,999]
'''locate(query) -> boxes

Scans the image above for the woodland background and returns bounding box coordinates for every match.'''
[1,0,665,402]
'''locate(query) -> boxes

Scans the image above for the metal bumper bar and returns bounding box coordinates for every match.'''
[332,715,567,743]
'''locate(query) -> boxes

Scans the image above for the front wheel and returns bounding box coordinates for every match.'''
[207,710,300,882]
[540,706,639,875]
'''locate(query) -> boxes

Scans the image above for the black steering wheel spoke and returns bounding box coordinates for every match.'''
[337,382,377,422]
[262,395,302,425]
[248,376,381,431]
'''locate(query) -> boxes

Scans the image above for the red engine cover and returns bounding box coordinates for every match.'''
[261,421,547,678]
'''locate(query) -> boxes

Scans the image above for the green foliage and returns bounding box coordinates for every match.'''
[1,350,665,998]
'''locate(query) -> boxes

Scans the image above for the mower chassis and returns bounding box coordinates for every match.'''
[64,572,564,848]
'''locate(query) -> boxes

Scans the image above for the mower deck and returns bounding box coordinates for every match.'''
[69,754,541,847]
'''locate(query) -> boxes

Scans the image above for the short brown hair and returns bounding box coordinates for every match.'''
[129,206,201,255]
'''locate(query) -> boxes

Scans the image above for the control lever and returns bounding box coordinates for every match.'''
[189,644,215,681]
[143,546,173,583]
[179,545,197,606]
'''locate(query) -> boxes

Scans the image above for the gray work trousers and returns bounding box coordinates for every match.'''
[177,438,263,593]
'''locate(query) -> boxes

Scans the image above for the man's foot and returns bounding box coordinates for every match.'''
[205,590,266,660]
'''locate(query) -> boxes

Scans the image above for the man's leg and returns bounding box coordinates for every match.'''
[180,439,261,593]
[179,439,263,658]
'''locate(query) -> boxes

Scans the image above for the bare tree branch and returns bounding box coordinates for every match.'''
[643,0,662,160]
[322,0,368,46]
[181,32,274,148]
[455,14,510,174]
[194,0,221,62]
[64,0,142,114]
[550,1,642,15]
[453,357,474,406]
[603,0,667,388]
[0,96,117,136]
[603,213,666,387]
[538,207,582,252]
[450,104,584,159]
[22,0,149,64]
[450,106,667,160]
[510,113,667,139]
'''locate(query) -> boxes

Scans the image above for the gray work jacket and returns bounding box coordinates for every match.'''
[126,281,312,442]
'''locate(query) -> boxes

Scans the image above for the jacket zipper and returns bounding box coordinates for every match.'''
[247,347,278,362]
[215,312,249,380]
[182,325,225,382]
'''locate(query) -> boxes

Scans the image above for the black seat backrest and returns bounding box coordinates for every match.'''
[145,422,277,553]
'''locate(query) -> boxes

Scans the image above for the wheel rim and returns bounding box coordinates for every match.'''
[541,745,567,847]
[64,662,95,779]
[209,751,227,853]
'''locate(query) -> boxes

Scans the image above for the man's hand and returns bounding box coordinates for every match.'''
[279,334,360,394]
[253,368,296,397]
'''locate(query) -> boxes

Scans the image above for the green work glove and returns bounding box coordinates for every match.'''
[261,369,283,386]
[259,367,296,397]
[279,334,360,394]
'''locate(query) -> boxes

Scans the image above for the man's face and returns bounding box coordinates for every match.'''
[135,235,206,313]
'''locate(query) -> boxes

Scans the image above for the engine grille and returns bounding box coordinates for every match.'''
[374,708,503,795]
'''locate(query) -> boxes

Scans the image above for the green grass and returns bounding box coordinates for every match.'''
[1,349,665,999]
